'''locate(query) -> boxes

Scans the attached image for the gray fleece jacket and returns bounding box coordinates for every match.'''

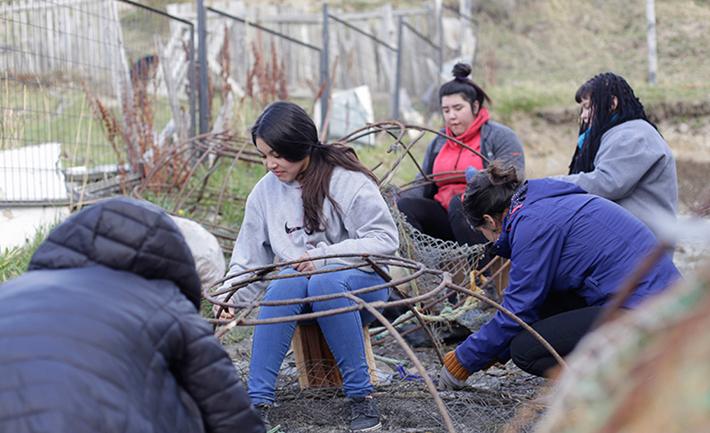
[223,166,399,303]
[558,119,678,233]
[406,120,525,199]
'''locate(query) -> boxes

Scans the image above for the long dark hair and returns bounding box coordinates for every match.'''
[569,72,657,174]
[439,63,492,110]
[251,101,377,233]
[462,161,521,227]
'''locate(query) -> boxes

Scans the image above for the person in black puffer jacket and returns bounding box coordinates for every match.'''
[0,197,264,433]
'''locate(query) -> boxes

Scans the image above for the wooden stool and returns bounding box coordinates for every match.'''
[291,321,377,389]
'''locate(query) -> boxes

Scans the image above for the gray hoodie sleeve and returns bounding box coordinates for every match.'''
[308,177,399,261]
[485,121,525,178]
[221,191,274,304]
[557,125,665,201]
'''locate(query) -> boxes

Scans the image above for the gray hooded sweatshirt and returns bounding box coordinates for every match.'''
[558,119,678,234]
[223,166,399,303]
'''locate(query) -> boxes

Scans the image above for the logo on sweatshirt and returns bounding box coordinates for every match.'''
[284,221,304,234]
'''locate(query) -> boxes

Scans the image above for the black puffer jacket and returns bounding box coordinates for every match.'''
[0,197,264,433]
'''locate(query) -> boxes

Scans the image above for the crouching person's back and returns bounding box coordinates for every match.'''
[0,197,264,433]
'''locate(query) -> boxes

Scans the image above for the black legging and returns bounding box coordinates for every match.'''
[397,195,486,246]
[509,292,603,377]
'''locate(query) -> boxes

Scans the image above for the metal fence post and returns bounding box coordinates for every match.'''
[437,1,444,85]
[320,3,330,138]
[188,26,196,138]
[392,16,403,120]
[197,0,209,134]
[646,0,658,85]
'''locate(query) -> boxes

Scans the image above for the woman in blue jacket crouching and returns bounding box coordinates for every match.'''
[438,163,680,389]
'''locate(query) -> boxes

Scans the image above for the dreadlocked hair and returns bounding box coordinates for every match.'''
[569,72,658,174]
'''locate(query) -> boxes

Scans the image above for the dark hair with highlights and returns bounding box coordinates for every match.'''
[462,161,521,227]
[251,101,376,234]
[439,63,491,111]
[569,72,657,174]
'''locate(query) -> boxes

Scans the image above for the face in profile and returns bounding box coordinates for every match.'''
[255,137,310,183]
[441,93,479,137]
[477,222,500,242]
[579,95,592,128]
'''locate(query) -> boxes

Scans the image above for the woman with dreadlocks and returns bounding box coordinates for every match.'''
[559,72,677,234]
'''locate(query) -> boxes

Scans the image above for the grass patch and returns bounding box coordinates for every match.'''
[0,226,50,283]
[489,82,574,123]
[485,79,710,125]
[1,78,177,168]
[140,156,265,228]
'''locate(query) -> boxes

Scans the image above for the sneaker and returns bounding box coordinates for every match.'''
[254,403,273,432]
[348,396,382,432]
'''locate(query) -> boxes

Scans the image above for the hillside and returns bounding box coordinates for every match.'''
[472,0,710,89]
[457,0,710,212]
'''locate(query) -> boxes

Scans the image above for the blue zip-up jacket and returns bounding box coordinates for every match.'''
[455,179,680,372]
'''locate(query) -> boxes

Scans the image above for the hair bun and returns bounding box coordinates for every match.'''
[452,63,472,80]
[487,161,520,186]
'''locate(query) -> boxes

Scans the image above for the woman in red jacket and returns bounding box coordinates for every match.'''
[397,63,525,245]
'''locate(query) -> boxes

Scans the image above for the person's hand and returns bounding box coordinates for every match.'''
[212,304,234,320]
[465,166,479,182]
[293,253,316,273]
[438,350,471,391]
[438,364,466,391]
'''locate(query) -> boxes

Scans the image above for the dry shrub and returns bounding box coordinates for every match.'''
[83,85,129,171]
[219,25,232,95]
[127,65,156,172]
[83,65,186,191]
[245,38,288,108]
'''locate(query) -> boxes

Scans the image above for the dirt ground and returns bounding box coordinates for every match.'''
[226,330,547,433]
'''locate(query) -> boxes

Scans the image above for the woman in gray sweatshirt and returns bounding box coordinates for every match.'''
[225,102,399,433]
[559,72,677,235]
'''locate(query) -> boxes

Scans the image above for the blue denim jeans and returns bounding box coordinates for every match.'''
[248,266,388,405]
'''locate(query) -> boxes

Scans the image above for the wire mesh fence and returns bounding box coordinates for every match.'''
[1,0,129,204]
[0,0,195,206]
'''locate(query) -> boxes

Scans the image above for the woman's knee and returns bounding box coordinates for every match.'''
[447,195,468,226]
[510,331,539,373]
[264,268,309,301]
[397,197,418,217]
[510,331,557,377]
[307,271,348,298]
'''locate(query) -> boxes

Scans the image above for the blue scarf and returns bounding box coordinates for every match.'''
[577,128,589,150]
[577,113,618,150]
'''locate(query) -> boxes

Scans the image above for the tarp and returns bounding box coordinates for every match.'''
[314,85,375,145]
[0,142,67,202]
